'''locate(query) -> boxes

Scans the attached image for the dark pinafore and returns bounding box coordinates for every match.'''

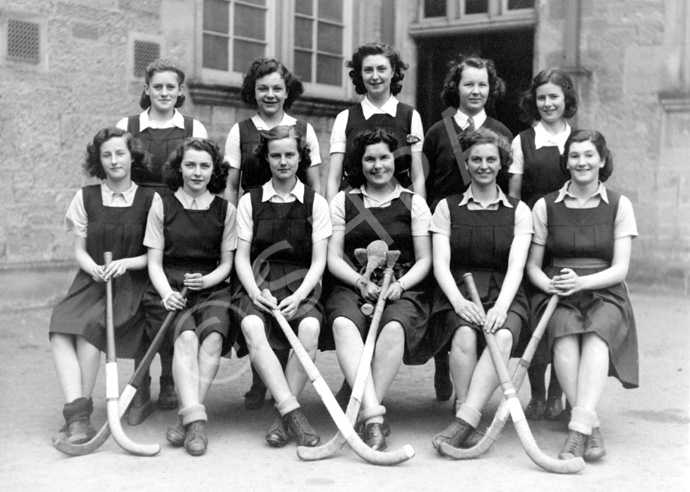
[519,127,570,209]
[49,185,155,357]
[325,192,430,364]
[343,103,415,188]
[234,186,322,351]
[532,190,639,389]
[238,119,309,191]
[127,115,193,193]
[143,193,236,353]
[429,194,528,355]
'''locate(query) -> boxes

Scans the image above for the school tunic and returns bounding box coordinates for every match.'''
[330,96,424,190]
[423,109,513,210]
[234,184,327,351]
[531,184,639,389]
[325,187,431,364]
[117,110,207,193]
[142,190,237,355]
[429,188,530,356]
[49,184,155,358]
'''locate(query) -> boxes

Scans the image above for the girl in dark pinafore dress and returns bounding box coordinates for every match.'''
[326,128,432,451]
[527,129,638,462]
[234,125,331,449]
[143,138,237,457]
[50,127,155,445]
[429,129,533,453]
[116,59,208,422]
[508,68,580,422]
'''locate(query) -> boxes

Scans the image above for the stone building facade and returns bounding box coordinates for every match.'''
[0,0,687,289]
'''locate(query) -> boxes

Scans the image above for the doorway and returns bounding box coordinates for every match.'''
[415,29,535,137]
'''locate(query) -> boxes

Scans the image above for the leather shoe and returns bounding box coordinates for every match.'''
[158,376,179,410]
[265,414,290,448]
[284,408,320,447]
[244,381,267,410]
[524,397,546,421]
[460,424,486,449]
[559,430,586,460]
[166,419,185,447]
[65,419,97,445]
[584,427,607,462]
[364,422,387,451]
[184,421,208,456]
[544,396,564,421]
[432,418,473,453]
[434,352,453,401]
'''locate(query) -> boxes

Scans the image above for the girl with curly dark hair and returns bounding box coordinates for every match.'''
[326,43,425,202]
[224,58,322,207]
[234,125,331,449]
[508,68,580,423]
[142,137,238,456]
[50,127,157,446]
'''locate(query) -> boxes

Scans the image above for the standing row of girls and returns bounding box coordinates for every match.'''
[50,44,638,462]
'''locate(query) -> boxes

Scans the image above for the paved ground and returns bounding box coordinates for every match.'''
[0,268,688,491]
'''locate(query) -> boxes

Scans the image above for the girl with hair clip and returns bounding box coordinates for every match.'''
[50,127,157,445]
[224,57,323,410]
[224,57,322,207]
[526,129,638,462]
[326,128,432,451]
[142,138,237,456]
[429,128,532,453]
[326,42,425,202]
[234,125,331,449]
[116,58,208,422]
[508,68,580,422]
[423,53,513,403]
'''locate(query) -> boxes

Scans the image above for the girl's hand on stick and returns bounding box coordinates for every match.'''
[162,291,186,311]
[552,268,583,297]
[484,305,507,334]
[90,264,107,283]
[252,289,278,313]
[183,273,204,291]
[278,293,304,321]
[452,297,484,326]
[383,280,403,302]
[103,259,128,280]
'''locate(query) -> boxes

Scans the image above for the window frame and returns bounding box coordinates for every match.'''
[0,11,47,70]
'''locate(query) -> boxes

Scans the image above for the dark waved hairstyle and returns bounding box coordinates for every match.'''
[346,128,401,188]
[241,58,304,110]
[254,125,311,174]
[459,128,513,173]
[163,138,229,194]
[440,54,506,112]
[519,68,578,123]
[84,127,148,180]
[347,43,408,96]
[140,59,186,109]
[560,129,614,182]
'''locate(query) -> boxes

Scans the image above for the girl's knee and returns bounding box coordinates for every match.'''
[201,332,223,357]
[241,315,267,352]
[452,326,476,355]
[298,318,320,350]
[175,330,199,355]
[333,317,357,343]
[494,329,513,353]
[379,321,404,344]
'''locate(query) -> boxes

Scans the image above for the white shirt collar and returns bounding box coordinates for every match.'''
[361,95,399,119]
[262,178,305,203]
[349,183,410,203]
[453,109,487,130]
[139,109,185,131]
[100,181,138,205]
[250,113,297,130]
[174,187,215,209]
[459,184,514,208]
[555,181,609,204]
[534,121,571,152]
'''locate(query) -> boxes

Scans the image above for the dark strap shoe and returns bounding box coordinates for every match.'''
[432,417,473,453]
[158,375,179,410]
[544,396,564,421]
[184,421,208,456]
[559,430,586,460]
[265,414,290,448]
[584,427,606,462]
[166,419,185,447]
[284,408,320,447]
[364,422,388,451]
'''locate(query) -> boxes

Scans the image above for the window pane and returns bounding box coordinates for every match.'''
[203,34,228,70]
[465,0,488,14]
[424,0,446,17]
[318,0,342,22]
[295,0,312,16]
[294,50,313,83]
[317,22,342,54]
[508,0,534,9]
[316,54,341,85]
[204,0,229,33]
[295,17,313,49]
[234,4,265,40]
[233,39,265,72]
[240,0,266,5]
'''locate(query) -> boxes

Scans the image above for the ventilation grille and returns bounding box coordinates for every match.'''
[133,40,160,77]
[7,19,40,64]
